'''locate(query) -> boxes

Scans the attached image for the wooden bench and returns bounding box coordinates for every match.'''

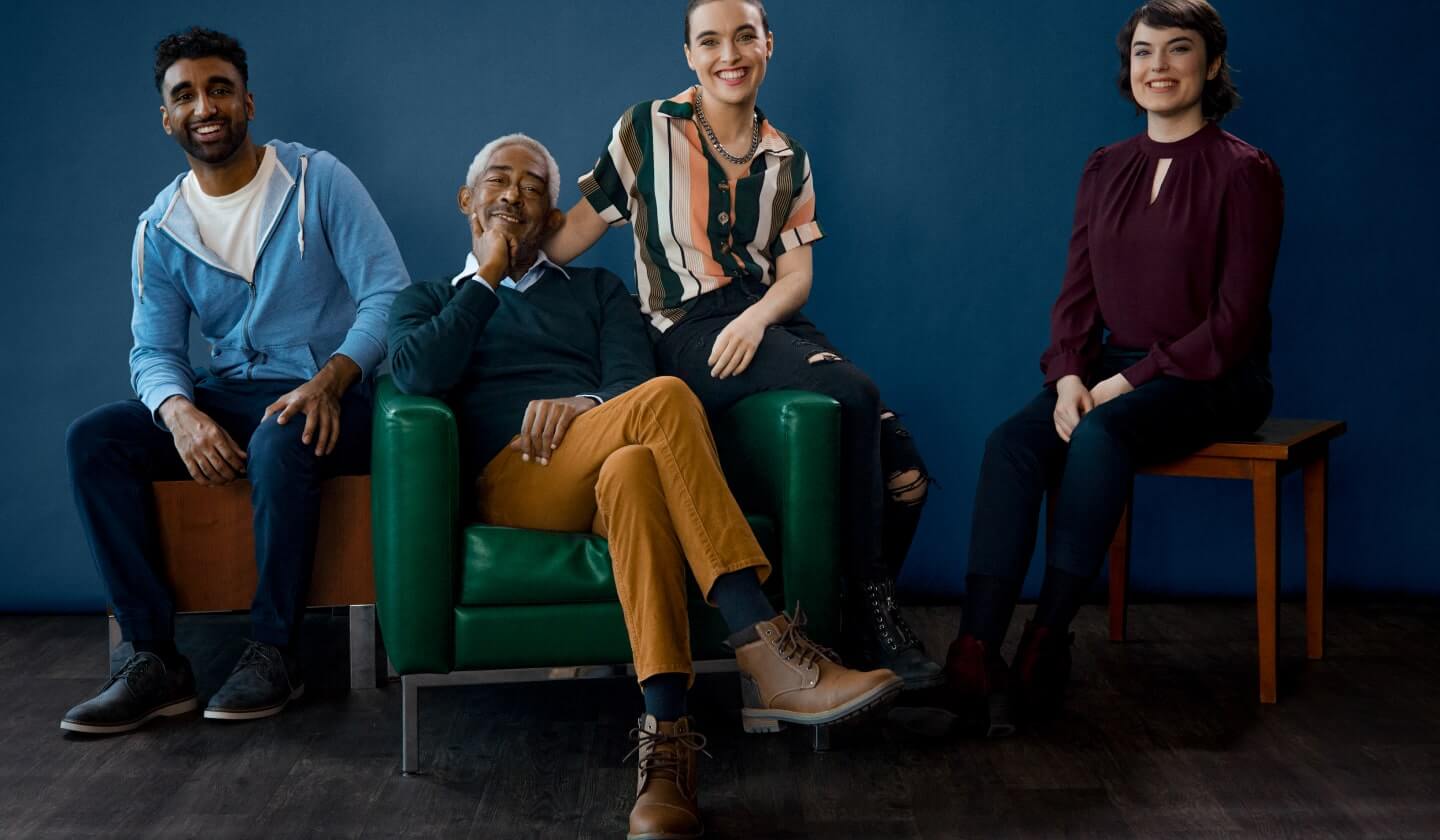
[1106,419,1346,703]
[106,475,386,689]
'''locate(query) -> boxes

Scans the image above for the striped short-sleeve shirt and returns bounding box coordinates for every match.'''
[578,87,824,332]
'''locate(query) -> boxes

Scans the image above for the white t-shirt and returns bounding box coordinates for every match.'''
[180,145,278,283]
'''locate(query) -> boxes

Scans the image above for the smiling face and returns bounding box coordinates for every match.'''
[159,56,253,165]
[1128,22,1220,119]
[684,0,773,108]
[458,143,557,254]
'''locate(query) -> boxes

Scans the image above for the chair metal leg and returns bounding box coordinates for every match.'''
[348,605,386,690]
[107,614,123,675]
[402,675,421,775]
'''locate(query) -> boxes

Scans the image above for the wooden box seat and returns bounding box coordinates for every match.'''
[105,475,385,689]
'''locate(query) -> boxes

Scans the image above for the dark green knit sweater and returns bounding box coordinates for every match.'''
[387,265,655,472]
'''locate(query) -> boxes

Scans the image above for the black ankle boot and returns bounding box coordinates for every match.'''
[844,578,944,690]
[1011,621,1073,722]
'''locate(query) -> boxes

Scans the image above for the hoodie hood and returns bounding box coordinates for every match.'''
[136,140,316,299]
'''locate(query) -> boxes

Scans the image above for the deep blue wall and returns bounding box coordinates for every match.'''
[2,1,1436,612]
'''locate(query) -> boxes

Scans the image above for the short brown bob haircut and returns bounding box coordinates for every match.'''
[1116,0,1240,121]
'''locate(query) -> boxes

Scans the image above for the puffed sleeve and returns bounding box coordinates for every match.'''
[1039,147,1108,386]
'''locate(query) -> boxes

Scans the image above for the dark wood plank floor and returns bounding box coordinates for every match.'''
[2,601,1437,839]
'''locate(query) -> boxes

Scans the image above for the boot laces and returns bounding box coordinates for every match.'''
[625,726,711,785]
[775,605,842,668]
[866,580,920,651]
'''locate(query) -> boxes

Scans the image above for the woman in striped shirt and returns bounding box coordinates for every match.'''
[545,0,940,691]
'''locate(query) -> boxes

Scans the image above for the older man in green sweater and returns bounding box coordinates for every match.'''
[386,133,900,840]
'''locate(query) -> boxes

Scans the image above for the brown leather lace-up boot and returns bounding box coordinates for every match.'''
[732,608,903,734]
[627,714,706,840]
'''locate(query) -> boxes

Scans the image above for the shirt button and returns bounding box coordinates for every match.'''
[718,211,730,225]
[718,182,729,191]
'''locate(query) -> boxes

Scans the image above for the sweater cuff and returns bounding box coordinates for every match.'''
[454,276,503,316]
[1042,353,1088,387]
[142,383,192,430]
[1122,354,1162,388]
[333,333,385,379]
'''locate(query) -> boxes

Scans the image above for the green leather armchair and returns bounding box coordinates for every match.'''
[369,375,841,772]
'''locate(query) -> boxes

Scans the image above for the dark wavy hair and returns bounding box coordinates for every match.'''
[1116,0,1239,121]
[153,27,248,94]
[684,0,769,44]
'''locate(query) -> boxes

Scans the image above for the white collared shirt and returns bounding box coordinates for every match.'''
[451,249,570,292]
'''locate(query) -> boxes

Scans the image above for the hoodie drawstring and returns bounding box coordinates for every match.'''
[135,219,148,302]
[296,154,308,258]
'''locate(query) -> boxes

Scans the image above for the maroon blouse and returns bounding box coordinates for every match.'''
[1040,121,1284,387]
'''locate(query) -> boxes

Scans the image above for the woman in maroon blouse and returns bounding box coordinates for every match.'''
[946,0,1283,736]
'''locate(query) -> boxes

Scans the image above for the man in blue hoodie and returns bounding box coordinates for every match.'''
[61,27,410,734]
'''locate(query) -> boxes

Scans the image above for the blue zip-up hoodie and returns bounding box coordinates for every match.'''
[129,140,410,421]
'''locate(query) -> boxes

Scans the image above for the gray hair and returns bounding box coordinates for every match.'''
[465,133,561,207]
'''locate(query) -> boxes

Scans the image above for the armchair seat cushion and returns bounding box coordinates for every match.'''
[458,514,780,607]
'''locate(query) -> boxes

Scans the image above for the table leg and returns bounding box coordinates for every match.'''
[1303,450,1328,660]
[1253,462,1280,704]
[1108,493,1133,642]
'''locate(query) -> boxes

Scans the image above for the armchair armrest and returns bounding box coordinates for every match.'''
[371,375,460,673]
[712,390,841,643]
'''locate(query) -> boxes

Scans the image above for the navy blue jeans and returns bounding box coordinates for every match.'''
[652,277,928,583]
[66,376,372,647]
[967,347,1272,588]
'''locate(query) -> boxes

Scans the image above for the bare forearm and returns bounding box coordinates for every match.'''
[316,353,362,396]
[544,200,609,265]
[747,270,811,326]
[157,394,198,429]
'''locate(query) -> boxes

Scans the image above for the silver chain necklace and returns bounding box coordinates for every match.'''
[693,87,760,166]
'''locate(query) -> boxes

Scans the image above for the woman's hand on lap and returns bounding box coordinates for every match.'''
[708,310,767,379]
[1089,373,1134,408]
[1053,375,1094,442]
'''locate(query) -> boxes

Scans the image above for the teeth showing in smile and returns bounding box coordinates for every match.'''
[1147,80,1176,89]
[718,68,748,81]
[194,124,223,136]
[492,213,522,223]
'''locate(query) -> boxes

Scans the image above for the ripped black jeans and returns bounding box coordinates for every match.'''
[651,277,927,582]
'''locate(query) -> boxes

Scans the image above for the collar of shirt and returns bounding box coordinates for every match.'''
[451,249,569,292]
[657,87,795,159]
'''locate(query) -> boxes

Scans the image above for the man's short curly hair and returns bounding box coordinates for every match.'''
[153,27,248,94]
[466,134,561,208]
